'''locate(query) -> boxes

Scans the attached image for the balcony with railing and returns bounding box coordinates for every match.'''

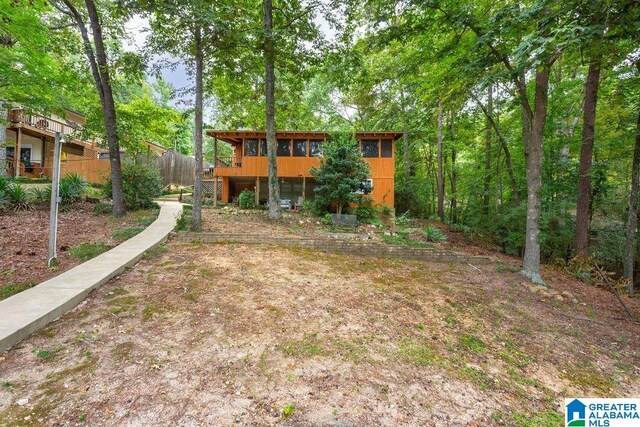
[8,109,80,136]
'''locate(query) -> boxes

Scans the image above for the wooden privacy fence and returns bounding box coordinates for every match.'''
[157,150,195,186]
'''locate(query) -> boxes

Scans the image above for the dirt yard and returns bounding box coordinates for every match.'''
[0,204,159,298]
[0,210,638,426]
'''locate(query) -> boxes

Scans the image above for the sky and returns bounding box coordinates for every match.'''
[123,15,192,108]
[122,6,339,123]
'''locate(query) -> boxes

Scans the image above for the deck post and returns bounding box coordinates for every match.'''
[213,177,218,207]
[213,136,218,166]
[302,176,306,201]
[255,177,260,205]
[15,127,22,177]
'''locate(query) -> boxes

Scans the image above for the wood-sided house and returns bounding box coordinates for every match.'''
[3,108,110,183]
[3,108,169,184]
[206,131,401,208]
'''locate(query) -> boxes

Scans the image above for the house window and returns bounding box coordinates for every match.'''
[277,139,291,156]
[355,178,373,195]
[245,139,258,156]
[381,140,393,158]
[6,146,32,162]
[293,139,307,157]
[309,140,323,157]
[259,139,267,156]
[361,139,379,158]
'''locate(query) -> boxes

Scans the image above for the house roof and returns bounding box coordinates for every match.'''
[206,130,404,145]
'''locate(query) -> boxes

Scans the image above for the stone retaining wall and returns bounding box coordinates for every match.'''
[170,232,492,265]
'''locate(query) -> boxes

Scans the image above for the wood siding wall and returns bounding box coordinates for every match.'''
[215,137,395,207]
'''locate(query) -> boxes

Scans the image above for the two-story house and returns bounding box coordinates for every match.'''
[206,131,401,208]
[3,108,110,183]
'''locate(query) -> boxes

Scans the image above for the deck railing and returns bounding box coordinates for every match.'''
[215,156,241,168]
[8,109,79,136]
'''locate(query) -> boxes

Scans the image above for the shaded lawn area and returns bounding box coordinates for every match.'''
[0,204,159,300]
[0,238,638,426]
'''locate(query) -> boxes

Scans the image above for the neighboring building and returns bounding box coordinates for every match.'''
[3,108,110,183]
[3,108,169,184]
[206,130,400,208]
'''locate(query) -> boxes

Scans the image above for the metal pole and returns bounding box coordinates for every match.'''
[48,132,63,267]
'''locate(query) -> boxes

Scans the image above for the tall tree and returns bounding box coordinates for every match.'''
[146,0,240,229]
[263,0,280,219]
[52,0,126,216]
[623,60,640,294]
[483,86,492,215]
[436,100,444,220]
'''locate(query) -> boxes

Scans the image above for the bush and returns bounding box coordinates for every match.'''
[0,176,9,211]
[423,226,447,242]
[5,184,32,212]
[43,173,89,205]
[353,196,379,223]
[394,211,411,227]
[104,164,163,210]
[238,190,256,209]
[30,186,50,205]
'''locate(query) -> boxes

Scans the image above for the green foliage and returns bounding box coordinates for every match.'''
[93,202,113,215]
[69,242,112,261]
[58,173,88,204]
[5,184,32,211]
[394,212,411,228]
[282,403,295,418]
[112,226,145,241]
[175,205,192,231]
[422,226,447,243]
[29,186,50,205]
[238,190,256,209]
[0,282,37,301]
[311,135,371,215]
[104,164,163,210]
[353,196,380,223]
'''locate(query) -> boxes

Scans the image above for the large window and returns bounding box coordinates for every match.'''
[277,139,291,156]
[293,139,307,157]
[361,139,379,158]
[381,140,393,158]
[259,139,267,156]
[309,140,323,157]
[245,139,258,156]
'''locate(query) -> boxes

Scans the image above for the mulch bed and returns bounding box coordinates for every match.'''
[0,203,151,293]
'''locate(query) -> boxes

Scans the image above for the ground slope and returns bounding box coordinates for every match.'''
[0,221,638,426]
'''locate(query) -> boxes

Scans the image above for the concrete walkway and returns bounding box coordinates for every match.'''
[0,201,183,353]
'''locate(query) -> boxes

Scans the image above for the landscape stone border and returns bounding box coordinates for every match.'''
[171,232,492,265]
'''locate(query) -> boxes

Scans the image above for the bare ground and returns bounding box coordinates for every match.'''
[0,212,639,426]
[0,204,159,295]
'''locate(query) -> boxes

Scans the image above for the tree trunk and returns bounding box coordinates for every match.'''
[437,101,445,221]
[474,96,519,202]
[575,57,602,258]
[450,111,457,223]
[0,104,6,177]
[624,64,640,294]
[483,86,492,215]
[264,0,280,219]
[191,24,204,231]
[84,0,125,216]
[401,90,410,212]
[521,66,551,285]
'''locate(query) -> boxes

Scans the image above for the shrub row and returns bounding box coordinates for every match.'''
[0,173,89,212]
